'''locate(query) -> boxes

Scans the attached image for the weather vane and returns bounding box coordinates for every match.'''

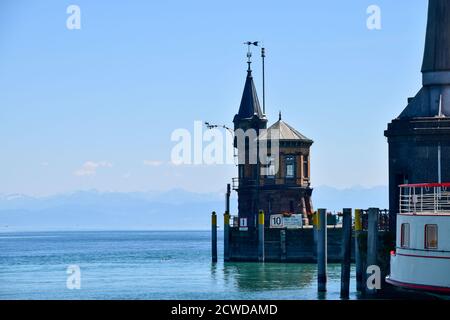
[243,41,266,114]
[243,41,259,70]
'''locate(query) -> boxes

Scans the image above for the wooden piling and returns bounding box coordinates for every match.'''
[354,209,363,292]
[317,208,327,292]
[280,229,287,261]
[312,211,318,261]
[223,183,231,262]
[340,208,352,298]
[258,210,265,262]
[313,211,318,247]
[224,212,230,262]
[225,184,231,214]
[211,211,217,263]
[366,207,379,295]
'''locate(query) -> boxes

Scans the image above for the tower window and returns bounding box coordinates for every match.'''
[425,224,438,249]
[285,156,295,179]
[303,156,309,178]
[266,155,276,178]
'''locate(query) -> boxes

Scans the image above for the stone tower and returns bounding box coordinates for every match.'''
[232,61,268,228]
[233,60,314,227]
[385,0,450,230]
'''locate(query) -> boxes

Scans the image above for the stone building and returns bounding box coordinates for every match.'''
[232,58,314,228]
[385,0,450,230]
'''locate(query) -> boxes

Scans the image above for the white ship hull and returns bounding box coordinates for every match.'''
[387,248,450,294]
[387,184,450,295]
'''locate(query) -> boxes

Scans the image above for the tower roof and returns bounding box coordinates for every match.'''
[259,118,313,143]
[421,0,450,73]
[234,69,264,121]
[395,0,450,119]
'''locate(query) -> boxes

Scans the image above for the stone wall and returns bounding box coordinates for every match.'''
[228,227,353,263]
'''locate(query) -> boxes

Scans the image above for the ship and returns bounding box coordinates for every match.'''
[386,183,450,295]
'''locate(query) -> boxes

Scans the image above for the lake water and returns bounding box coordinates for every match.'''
[0,231,358,300]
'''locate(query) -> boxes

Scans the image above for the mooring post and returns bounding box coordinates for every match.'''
[317,208,327,292]
[313,211,318,247]
[312,211,318,261]
[258,210,265,262]
[211,211,217,263]
[366,207,379,295]
[354,209,363,292]
[340,208,352,298]
[223,183,231,262]
[225,184,231,214]
[224,211,230,262]
[280,229,287,261]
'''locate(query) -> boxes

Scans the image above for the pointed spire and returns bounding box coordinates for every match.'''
[398,0,450,118]
[235,67,263,120]
[234,46,264,122]
[422,0,450,76]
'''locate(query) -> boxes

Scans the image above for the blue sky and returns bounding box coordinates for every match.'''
[0,0,429,196]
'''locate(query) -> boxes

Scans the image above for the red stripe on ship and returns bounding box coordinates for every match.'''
[386,277,450,294]
[396,252,450,260]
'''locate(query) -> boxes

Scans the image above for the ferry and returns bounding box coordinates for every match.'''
[386,183,450,295]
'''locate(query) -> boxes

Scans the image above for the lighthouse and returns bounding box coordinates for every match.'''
[232,47,314,228]
[385,0,450,231]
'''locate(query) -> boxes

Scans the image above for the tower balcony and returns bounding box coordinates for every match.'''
[232,178,256,190]
[232,177,310,190]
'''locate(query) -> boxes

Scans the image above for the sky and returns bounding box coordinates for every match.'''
[0,0,429,196]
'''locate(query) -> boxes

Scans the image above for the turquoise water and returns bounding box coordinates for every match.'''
[0,231,357,300]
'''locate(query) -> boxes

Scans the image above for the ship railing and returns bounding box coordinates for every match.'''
[361,209,390,231]
[399,183,450,215]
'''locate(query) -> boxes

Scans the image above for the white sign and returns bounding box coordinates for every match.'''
[270,214,284,228]
[284,214,303,229]
[239,218,248,231]
[270,214,303,229]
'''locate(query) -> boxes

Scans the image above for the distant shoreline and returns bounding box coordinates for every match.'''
[0,229,212,234]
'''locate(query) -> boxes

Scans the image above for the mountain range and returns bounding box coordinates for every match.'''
[0,186,388,231]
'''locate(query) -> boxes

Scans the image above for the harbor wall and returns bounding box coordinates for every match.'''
[228,227,354,263]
